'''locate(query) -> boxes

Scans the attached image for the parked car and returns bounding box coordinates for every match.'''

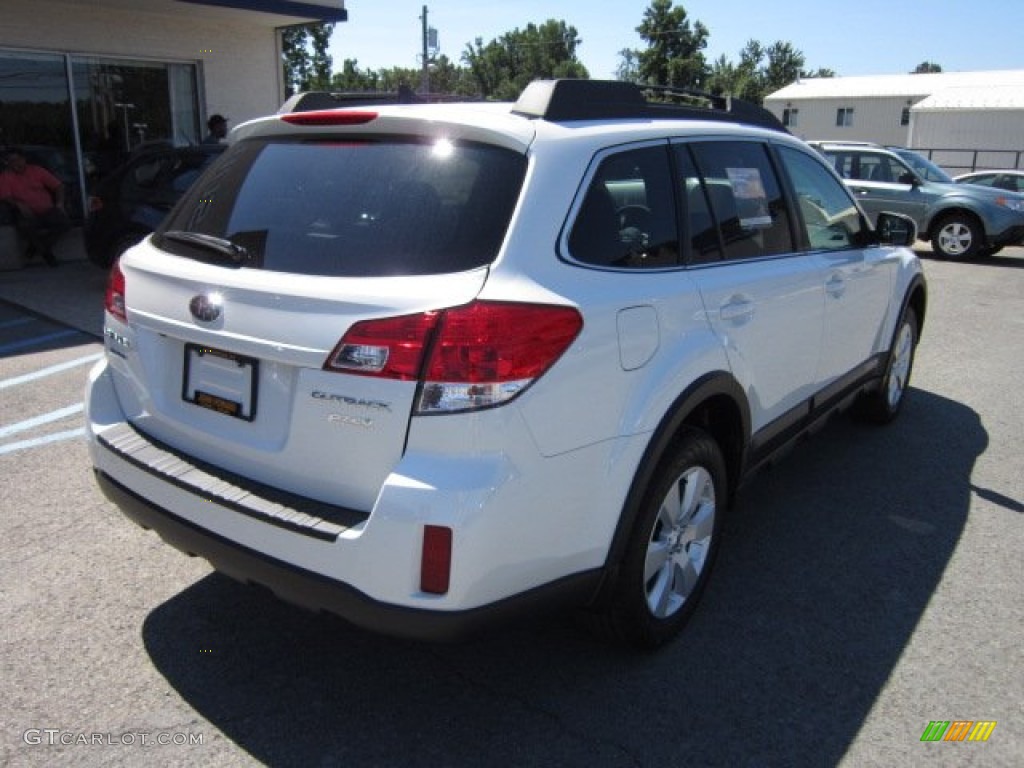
[86,80,925,648]
[812,141,1024,259]
[84,144,226,267]
[954,169,1024,194]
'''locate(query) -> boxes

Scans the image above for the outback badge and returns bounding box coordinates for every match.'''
[189,292,223,322]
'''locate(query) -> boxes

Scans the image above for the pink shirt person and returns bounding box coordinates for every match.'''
[0,154,64,216]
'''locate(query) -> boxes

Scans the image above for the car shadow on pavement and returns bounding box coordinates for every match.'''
[914,248,1024,269]
[141,388,985,767]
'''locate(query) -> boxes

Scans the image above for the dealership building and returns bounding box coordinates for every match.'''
[0,0,348,219]
[765,70,1024,174]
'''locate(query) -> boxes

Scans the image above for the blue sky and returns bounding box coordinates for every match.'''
[330,0,1023,80]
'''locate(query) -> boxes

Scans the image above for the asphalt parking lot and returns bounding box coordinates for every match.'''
[1,243,1021,767]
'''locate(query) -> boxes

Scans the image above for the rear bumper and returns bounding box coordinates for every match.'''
[95,469,601,641]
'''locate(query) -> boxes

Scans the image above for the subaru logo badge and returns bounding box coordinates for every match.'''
[189,292,223,322]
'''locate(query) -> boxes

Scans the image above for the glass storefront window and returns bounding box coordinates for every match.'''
[73,56,200,194]
[0,50,80,217]
[0,48,199,221]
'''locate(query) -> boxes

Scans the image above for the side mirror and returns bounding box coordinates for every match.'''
[897,172,918,186]
[875,211,917,246]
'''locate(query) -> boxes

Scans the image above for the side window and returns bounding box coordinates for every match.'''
[855,154,883,181]
[965,174,995,188]
[127,156,169,190]
[777,146,865,251]
[683,141,794,262]
[165,155,211,193]
[568,145,678,268]
[1004,175,1024,193]
[870,154,911,184]
[829,153,853,179]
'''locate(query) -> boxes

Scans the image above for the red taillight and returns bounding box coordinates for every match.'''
[105,260,126,322]
[327,311,441,380]
[420,525,452,594]
[280,110,378,126]
[424,302,583,383]
[325,301,583,413]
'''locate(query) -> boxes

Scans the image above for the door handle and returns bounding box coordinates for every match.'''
[720,297,754,322]
[826,273,846,298]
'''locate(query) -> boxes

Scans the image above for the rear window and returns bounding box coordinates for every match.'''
[155,138,527,276]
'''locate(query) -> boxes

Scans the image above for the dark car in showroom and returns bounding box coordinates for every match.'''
[84,144,225,267]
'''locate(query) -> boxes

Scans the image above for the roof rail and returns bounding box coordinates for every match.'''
[512,79,788,133]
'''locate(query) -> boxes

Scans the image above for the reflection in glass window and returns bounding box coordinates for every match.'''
[777,146,865,251]
[0,48,200,221]
[683,141,794,262]
[160,139,527,277]
[0,50,79,217]
[568,145,679,269]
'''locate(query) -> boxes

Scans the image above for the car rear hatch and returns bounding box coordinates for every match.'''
[107,125,529,512]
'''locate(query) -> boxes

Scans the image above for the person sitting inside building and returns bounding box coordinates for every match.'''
[0,149,71,267]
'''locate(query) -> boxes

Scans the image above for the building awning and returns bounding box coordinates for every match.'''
[177,0,347,22]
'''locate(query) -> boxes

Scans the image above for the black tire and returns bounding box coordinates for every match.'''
[595,427,726,649]
[857,308,919,424]
[931,213,982,260]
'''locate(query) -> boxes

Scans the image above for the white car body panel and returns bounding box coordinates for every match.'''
[86,84,926,639]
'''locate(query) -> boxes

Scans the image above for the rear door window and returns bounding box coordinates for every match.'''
[156,138,527,277]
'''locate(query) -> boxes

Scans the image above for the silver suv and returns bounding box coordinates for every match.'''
[814,141,1024,259]
[86,80,926,648]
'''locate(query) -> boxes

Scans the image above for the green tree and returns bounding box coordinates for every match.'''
[429,54,478,96]
[912,61,942,73]
[330,59,377,91]
[282,22,335,96]
[616,48,641,83]
[634,0,709,88]
[462,20,588,99]
[763,41,804,94]
[706,38,815,104]
[374,67,421,93]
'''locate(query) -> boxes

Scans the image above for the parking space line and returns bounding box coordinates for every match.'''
[0,352,104,391]
[0,403,84,439]
[0,427,85,455]
[0,329,83,356]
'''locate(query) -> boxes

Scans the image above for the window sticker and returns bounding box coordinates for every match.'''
[726,167,772,228]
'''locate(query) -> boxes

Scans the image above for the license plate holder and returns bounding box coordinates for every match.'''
[182,343,258,421]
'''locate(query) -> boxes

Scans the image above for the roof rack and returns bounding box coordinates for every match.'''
[512,79,787,133]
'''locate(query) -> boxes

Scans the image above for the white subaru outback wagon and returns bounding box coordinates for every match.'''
[86,80,926,648]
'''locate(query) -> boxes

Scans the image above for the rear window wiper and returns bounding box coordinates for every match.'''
[161,230,251,265]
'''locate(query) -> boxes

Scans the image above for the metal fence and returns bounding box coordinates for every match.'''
[915,148,1024,174]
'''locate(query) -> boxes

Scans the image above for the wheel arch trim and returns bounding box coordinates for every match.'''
[589,371,750,606]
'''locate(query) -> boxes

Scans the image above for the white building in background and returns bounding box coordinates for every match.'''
[764,70,1024,173]
[0,0,347,218]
